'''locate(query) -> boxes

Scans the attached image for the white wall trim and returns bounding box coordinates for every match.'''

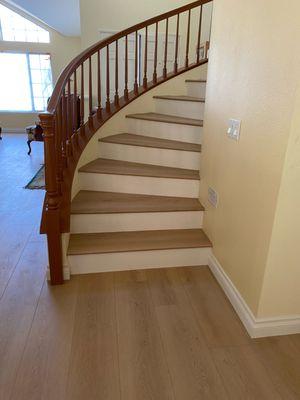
[208,253,300,338]
[3,128,25,134]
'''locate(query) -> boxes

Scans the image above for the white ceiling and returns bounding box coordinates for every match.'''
[5,0,81,36]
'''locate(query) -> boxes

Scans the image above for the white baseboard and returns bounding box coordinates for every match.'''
[208,253,300,338]
[3,128,24,134]
[46,265,71,281]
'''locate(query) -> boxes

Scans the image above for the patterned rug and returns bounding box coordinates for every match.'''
[25,165,45,190]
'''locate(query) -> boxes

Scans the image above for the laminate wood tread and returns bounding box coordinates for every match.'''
[71,191,205,214]
[68,229,212,255]
[79,158,200,180]
[153,95,205,103]
[126,112,203,127]
[100,133,201,152]
[185,79,207,83]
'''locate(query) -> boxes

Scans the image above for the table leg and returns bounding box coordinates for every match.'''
[27,140,32,155]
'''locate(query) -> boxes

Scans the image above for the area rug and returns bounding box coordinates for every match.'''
[25,165,45,190]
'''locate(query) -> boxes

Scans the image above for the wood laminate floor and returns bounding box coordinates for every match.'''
[1,134,300,400]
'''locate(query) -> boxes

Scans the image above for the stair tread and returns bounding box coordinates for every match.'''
[79,158,200,180]
[185,79,207,83]
[126,112,203,127]
[68,229,212,255]
[153,95,205,103]
[100,133,201,152]
[71,191,204,214]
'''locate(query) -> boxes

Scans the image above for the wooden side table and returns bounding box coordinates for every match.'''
[26,124,43,155]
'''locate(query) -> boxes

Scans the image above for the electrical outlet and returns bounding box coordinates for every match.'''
[208,187,218,208]
[227,119,241,141]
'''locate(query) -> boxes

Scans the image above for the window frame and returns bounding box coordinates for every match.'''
[0,15,3,41]
[0,51,53,113]
[0,4,50,44]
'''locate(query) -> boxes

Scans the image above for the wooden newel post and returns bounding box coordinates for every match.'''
[40,112,64,285]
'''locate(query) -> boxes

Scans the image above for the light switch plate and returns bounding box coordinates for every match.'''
[227,119,241,141]
[208,187,218,208]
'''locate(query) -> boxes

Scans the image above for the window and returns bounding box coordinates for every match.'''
[29,54,53,111]
[0,4,50,43]
[0,53,53,112]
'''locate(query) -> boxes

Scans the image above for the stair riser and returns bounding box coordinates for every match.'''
[186,82,206,98]
[70,211,204,233]
[154,99,205,120]
[126,119,202,144]
[98,142,201,169]
[68,247,212,275]
[79,172,200,198]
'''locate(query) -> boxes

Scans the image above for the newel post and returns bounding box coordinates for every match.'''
[40,112,64,285]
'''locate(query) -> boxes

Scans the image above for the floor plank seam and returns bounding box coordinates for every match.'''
[8,278,46,400]
[64,278,80,399]
[145,270,178,400]
[0,224,35,302]
[113,272,123,400]
[177,269,234,398]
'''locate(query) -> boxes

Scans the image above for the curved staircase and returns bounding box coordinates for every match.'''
[40,0,213,283]
[67,79,212,274]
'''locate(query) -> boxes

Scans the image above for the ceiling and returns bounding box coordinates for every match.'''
[5,0,81,36]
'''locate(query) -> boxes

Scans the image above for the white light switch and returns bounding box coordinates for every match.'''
[227,119,241,141]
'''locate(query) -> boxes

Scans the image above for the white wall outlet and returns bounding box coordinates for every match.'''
[227,119,241,141]
[208,187,218,208]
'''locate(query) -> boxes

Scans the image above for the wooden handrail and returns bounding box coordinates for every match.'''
[47,0,211,113]
[40,0,213,284]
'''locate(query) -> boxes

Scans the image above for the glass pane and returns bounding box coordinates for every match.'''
[1,29,14,41]
[31,70,42,84]
[38,31,50,43]
[33,97,46,111]
[29,55,41,69]
[26,31,38,43]
[32,83,43,98]
[14,30,26,42]
[29,54,53,111]
[40,54,51,69]
[0,53,32,111]
[0,4,50,43]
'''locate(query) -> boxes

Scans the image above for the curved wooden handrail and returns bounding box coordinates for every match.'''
[40,0,213,284]
[48,0,211,113]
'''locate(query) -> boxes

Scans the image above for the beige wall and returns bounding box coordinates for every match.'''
[200,0,300,316]
[79,0,212,119]
[80,0,212,49]
[0,1,80,130]
[257,82,300,318]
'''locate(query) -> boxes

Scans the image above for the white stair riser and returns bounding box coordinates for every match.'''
[126,118,202,144]
[79,172,200,198]
[70,211,204,233]
[98,142,201,169]
[186,82,206,98]
[154,99,205,120]
[69,247,212,275]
